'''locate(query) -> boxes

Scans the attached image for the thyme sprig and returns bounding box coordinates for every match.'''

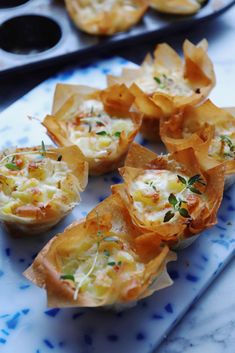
[145,180,157,192]
[153,76,165,89]
[5,155,20,171]
[60,274,75,281]
[164,193,190,222]
[96,131,121,138]
[73,212,102,300]
[153,74,169,89]
[40,140,46,157]
[163,174,206,223]
[220,135,235,157]
[177,174,205,195]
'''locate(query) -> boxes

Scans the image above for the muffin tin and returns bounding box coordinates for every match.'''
[0,0,234,77]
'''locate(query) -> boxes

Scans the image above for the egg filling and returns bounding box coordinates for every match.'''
[60,230,145,302]
[128,169,204,224]
[135,70,193,96]
[0,149,80,219]
[67,99,134,159]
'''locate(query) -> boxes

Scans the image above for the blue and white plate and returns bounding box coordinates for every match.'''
[0,57,235,353]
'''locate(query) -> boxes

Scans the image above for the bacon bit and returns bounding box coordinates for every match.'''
[15,205,44,218]
[163,202,171,209]
[113,265,120,272]
[72,117,82,126]
[77,113,86,118]
[186,194,199,212]
[30,187,41,195]
[15,158,24,167]
[28,162,38,171]
[152,192,160,202]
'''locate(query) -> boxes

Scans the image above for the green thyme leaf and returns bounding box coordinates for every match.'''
[96,121,105,127]
[164,210,175,223]
[220,135,233,149]
[96,131,108,136]
[60,274,75,281]
[97,230,103,237]
[114,131,121,138]
[5,163,20,171]
[179,208,190,218]
[154,76,161,84]
[177,175,187,185]
[168,193,178,207]
[103,236,119,243]
[88,123,92,133]
[108,261,116,266]
[103,250,110,257]
[41,141,46,157]
[57,155,62,161]
[189,186,202,195]
[117,261,122,266]
[152,184,157,192]
[188,174,201,186]
[148,181,157,191]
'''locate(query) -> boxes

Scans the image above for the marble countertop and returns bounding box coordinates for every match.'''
[1,6,235,353]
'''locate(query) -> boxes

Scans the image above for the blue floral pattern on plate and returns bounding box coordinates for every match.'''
[0,57,235,353]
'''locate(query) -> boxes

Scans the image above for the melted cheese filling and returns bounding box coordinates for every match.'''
[0,151,78,218]
[135,69,193,96]
[61,232,144,301]
[129,170,192,224]
[67,99,134,159]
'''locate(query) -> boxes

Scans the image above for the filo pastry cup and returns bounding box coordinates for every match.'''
[108,39,215,141]
[65,0,148,35]
[42,84,143,175]
[112,142,225,250]
[150,0,206,15]
[160,100,235,189]
[0,145,88,236]
[24,193,176,308]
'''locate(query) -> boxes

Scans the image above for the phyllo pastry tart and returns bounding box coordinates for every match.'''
[160,100,235,188]
[112,143,225,249]
[0,144,88,235]
[43,84,142,175]
[150,0,206,15]
[64,0,148,36]
[108,39,215,141]
[24,193,176,308]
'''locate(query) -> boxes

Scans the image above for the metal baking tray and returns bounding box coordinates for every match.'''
[0,0,234,78]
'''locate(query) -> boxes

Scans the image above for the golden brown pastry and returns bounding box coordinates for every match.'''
[0,144,88,236]
[112,142,225,249]
[150,0,206,15]
[160,100,235,188]
[65,0,148,35]
[108,39,215,141]
[43,84,142,175]
[24,193,176,308]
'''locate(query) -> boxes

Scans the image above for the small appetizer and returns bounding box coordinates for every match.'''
[160,100,235,188]
[0,144,88,236]
[24,193,176,308]
[112,143,225,249]
[150,0,206,15]
[108,39,215,141]
[43,84,142,175]
[64,0,148,36]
